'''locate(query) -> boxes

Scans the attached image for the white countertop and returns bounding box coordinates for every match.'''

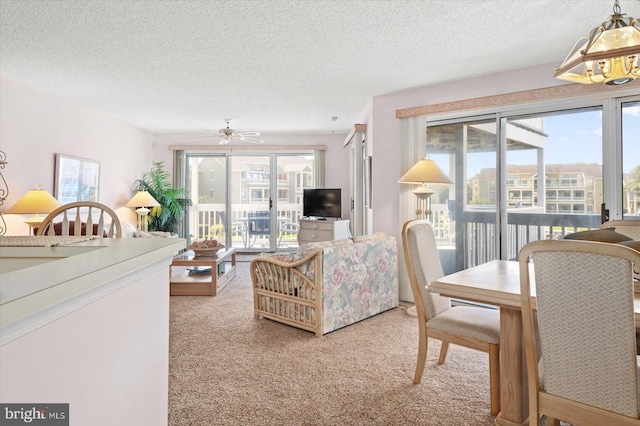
[0,237,186,345]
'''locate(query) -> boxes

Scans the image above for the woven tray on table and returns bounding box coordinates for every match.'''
[188,240,224,257]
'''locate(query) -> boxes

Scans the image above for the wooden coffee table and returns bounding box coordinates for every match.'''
[169,247,236,296]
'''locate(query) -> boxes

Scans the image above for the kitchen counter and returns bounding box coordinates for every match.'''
[0,237,185,345]
[0,236,185,425]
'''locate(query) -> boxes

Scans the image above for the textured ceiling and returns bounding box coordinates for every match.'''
[1,0,639,135]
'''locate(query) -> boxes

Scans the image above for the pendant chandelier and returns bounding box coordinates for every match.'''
[554,0,640,85]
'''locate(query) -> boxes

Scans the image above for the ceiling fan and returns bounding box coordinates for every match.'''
[215,119,263,145]
[188,119,263,145]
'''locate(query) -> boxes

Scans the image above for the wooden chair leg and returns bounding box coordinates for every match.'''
[546,417,560,426]
[437,341,449,364]
[488,344,501,415]
[413,329,428,384]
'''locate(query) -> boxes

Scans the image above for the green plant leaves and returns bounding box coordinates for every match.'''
[132,161,191,233]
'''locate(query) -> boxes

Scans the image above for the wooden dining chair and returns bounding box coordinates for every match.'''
[401,219,501,415]
[36,201,122,238]
[519,240,640,426]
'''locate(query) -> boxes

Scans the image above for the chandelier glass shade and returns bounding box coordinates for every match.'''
[554,0,640,85]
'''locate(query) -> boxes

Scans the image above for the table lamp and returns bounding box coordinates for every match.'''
[126,190,160,232]
[398,155,452,220]
[6,186,62,235]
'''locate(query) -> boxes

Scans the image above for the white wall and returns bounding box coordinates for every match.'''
[0,77,154,235]
[152,132,351,218]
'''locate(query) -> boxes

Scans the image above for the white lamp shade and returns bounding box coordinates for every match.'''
[125,191,161,208]
[6,188,61,214]
[398,158,452,185]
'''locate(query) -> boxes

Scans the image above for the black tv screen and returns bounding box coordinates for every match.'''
[303,188,342,218]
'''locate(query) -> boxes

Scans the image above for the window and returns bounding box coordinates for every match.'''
[426,104,615,271]
[622,100,640,218]
[250,189,261,202]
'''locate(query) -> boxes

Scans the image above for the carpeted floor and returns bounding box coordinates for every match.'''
[168,260,498,425]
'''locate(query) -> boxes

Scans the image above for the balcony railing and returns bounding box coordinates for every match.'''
[187,203,303,250]
[185,202,602,260]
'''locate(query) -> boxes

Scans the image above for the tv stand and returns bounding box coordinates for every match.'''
[298,219,351,245]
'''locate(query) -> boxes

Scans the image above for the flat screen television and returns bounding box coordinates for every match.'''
[303,188,342,219]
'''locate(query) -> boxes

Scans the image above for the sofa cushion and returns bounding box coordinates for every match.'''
[563,228,632,243]
[258,252,296,262]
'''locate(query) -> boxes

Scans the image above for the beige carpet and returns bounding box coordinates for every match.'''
[168,261,498,426]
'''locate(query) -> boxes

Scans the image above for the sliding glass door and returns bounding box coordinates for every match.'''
[622,99,640,219]
[185,151,314,252]
[425,94,635,273]
[503,107,603,260]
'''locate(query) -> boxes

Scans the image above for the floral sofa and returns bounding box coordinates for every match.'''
[250,232,398,336]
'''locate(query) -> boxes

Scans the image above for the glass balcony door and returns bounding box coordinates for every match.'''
[230,155,272,251]
[426,107,610,271]
[621,99,640,219]
[185,152,314,252]
[503,107,603,260]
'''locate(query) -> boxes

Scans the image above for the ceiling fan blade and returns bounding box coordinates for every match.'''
[237,131,260,137]
[240,136,264,144]
[219,139,230,145]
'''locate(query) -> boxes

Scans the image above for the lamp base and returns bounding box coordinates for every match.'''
[135,207,151,232]
[24,215,45,236]
[413,187,435,220]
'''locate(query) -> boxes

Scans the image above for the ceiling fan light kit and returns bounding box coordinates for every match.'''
[554,0,640,85]
[217,119,263,145]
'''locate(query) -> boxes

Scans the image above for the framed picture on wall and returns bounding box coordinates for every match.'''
[54,154,100,204]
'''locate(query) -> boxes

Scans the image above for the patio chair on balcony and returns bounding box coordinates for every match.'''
[277,220,299,249]
[247,211,270,248]
[219,211,246,246]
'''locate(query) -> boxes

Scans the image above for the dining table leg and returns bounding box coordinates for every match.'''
[494,306,528,426]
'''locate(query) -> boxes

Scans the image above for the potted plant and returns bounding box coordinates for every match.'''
[132,161,191,233]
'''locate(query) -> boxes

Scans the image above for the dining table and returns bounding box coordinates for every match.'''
[427,259,640,426]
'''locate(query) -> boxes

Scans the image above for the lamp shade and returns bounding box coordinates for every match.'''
[398,158,452,185]
[125,190,160,208]
[6,187,61,214]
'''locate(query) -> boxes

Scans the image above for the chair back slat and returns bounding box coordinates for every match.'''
[36,201,122,238]
[73,208,82,236]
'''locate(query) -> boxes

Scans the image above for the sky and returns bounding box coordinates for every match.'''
[433,103,640,178]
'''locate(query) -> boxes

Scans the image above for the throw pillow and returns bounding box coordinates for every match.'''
[352,232,388,243]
